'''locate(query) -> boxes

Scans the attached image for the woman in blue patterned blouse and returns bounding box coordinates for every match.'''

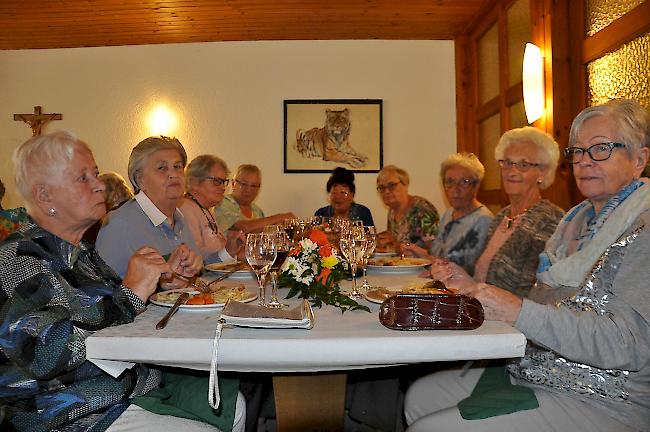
[0,131,243,432]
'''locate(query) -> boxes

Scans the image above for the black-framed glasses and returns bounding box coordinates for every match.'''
[564,142,627,164]
[498,159,541,171]
[205,176,230,186]
[443,178,477,189]
[376,181,401,192]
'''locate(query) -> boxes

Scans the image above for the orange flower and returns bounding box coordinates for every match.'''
[319,244,333,258]
[309,228,328,246]
[315,267,332,285]
[289,245,301,256]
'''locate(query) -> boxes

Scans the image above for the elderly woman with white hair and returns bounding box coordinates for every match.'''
[406,99,650,432]
[180,154,244,262]
[96,136,203,281]
[0,131,245,431]
[466,126,565,297]
[404,153,494,273]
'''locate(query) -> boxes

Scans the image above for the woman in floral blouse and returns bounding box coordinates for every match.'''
[376,165,439,250]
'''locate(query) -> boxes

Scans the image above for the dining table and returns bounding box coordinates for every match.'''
[86,268,527,432]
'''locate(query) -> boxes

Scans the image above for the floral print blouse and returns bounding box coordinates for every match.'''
[387,195,439,248]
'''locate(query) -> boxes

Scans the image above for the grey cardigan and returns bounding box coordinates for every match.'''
[485,199,564,297]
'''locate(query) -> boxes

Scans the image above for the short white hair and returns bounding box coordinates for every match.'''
[13,130,91,203]
[439,152,485,182]
[494,127,559,190]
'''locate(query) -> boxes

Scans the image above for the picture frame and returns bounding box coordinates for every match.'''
[284,99,383,173]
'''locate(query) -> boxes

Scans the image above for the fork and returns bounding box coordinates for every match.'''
[171,273,211,293]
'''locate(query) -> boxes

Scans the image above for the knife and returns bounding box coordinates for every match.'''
[156,292,190,329]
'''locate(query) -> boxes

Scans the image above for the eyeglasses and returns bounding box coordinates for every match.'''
[376,181,401,192]
[205,176,229,186]
[235,179,261,189]
[498,159,541,171]
[330,190,351,198]
[443,178,477,189]
[564,142,627,164]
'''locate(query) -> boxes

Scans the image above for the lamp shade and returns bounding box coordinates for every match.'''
[522,43,545,124]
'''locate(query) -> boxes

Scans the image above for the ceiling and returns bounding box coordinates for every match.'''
[0,0,489,50]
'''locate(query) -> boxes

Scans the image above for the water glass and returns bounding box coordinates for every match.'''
[245,233,277,307]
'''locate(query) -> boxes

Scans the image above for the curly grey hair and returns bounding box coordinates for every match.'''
[495,126,559,190]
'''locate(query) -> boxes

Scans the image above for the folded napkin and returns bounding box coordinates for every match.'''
[208,300,314,410]
[457,361,539,420]
[220,299,314,329]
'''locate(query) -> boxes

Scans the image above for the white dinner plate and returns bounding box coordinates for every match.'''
[367,257,430,273]
[364,287,398,304]
[205,262,256,280]
[149,288,257,310]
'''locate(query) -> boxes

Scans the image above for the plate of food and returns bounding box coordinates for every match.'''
[149,284,257,310]
[204,262,256,279]
[365,280,449,303]
[371,251,398,258]
[366,257,431,272]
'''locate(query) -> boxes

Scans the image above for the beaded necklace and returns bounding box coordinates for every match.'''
[186,193,219,235]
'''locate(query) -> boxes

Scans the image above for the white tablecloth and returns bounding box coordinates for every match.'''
[86,272,526,374]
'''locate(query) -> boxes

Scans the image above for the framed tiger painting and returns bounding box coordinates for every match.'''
[284,99,383,173]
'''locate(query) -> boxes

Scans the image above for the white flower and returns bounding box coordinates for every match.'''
[296,274,314,285]
[299,238,318,254]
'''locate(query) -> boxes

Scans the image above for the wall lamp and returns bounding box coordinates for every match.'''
[522,42,545,124]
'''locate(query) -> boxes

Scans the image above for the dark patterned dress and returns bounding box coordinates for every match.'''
[0,217,160,431]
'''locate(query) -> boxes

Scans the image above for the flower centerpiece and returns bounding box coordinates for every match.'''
[278,228,370,313]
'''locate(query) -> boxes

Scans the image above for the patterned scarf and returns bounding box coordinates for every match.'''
[537,178,650,288]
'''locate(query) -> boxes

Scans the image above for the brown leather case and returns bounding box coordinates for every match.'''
[379,294,484,330]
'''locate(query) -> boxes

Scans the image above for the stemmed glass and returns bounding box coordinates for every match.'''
[245,233,277,307]
[339,225,366,299]
[263,225,290,309]
[359,226,377,291]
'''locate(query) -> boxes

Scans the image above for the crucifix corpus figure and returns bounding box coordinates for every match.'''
[13,106,63,136]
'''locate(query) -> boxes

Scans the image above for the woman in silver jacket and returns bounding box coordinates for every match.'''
[405,99,650,432]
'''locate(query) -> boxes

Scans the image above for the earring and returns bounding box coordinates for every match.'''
[48,208,56,216]
[536,178,543,184]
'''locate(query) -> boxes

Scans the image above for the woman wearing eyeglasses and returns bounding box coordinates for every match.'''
[214,164,296,234]
[406,100,650,432]
[465,126,565,297]
[314,167,375,226]
[180,155,245,263]
[375,164,440,251]
[404,153,494,273]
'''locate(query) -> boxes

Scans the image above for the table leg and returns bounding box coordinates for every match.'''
[272,373,347,432]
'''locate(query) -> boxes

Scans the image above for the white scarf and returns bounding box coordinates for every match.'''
[537,180,650,288]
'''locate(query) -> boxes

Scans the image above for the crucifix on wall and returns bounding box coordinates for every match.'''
[13,106,63,136]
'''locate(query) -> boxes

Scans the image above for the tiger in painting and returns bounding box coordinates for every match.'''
[295,108,368,168]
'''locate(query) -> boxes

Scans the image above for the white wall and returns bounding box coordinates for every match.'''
[0,40,456,230]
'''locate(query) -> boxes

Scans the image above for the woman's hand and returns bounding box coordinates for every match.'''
[122,246,171,303]
[225,229,245,258]
[160,244,203,289]
[429,258,476,293]
[376,231,396,249]
[400,242,429,258]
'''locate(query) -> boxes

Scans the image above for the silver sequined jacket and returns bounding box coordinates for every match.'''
[510,210,650,432]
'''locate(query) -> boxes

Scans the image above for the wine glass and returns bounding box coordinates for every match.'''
[339,225,366,299]
[360,226,377,291]
[245,233,277,307]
